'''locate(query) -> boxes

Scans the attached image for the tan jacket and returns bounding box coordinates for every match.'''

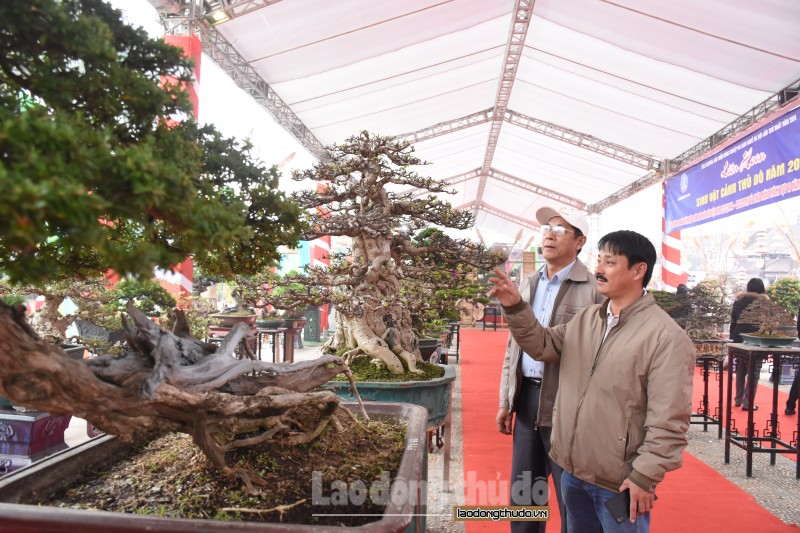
[498,259,603,427]
[503,292,694,493]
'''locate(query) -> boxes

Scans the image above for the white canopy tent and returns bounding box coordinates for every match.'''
[145,0,800,263]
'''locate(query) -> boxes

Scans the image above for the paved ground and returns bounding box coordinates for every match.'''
[63,339,799,530]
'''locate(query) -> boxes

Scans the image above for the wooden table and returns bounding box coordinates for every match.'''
[256,327,287,363]
[724,342,800,478]
[691,339,727,439]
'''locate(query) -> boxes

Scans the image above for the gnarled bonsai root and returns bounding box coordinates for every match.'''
[0,301,367,491]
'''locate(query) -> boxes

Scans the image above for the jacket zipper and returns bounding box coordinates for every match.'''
[566,319,608,468]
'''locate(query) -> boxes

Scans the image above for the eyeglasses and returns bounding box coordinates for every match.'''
[540,224,575,236]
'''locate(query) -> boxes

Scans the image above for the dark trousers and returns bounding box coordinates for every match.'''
[788,373,799,409]
[510,380,567,533]
[734,357,762,407]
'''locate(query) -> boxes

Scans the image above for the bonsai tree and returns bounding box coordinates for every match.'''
[0,0,365,492]
[256,132,505,374]
[738,297,796,336]
[681,279,730,339]
[766,277,800,316]
[0,276,107,343]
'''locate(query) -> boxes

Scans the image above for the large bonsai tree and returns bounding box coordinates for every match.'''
[0,0,364,492]
[249,132,504,374]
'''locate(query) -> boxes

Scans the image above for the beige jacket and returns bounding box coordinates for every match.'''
[498,259,603,427]
[503,293,694,493]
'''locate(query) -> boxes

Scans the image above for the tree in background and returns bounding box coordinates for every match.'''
[766,278,800,317]
[682,279,730,339]
[0,0,364,492]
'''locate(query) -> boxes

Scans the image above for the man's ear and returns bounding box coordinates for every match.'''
[633,262,647,280]
[576,235,587,249]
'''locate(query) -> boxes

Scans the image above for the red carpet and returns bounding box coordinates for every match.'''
[459,328,796,532]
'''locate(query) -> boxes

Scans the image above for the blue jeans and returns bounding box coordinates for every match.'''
[561,471,650,533]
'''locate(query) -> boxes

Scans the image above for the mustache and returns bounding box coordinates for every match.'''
[595,274,608,282]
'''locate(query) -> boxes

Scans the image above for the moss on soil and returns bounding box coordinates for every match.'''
[44,415,406,527]
[332,356,445,382]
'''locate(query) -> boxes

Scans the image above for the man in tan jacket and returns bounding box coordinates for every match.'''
[497,206,602,533]
[490,230,693,532]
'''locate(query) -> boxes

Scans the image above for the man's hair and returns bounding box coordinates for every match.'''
[746,277,765,294]
[597,230,657,288]
[573,227,584,254]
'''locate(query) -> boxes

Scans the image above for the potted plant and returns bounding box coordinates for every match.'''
[737,297,796,347]
[256,133,504,374]
[676,279,730,341]
[0,2,432,529]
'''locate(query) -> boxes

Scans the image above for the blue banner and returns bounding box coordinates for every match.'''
[664,107,800,233]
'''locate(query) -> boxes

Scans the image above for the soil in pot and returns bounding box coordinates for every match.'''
[331,357,445,383]
[41,416,406,527]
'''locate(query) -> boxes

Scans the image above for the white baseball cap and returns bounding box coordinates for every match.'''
[535,206,589,236]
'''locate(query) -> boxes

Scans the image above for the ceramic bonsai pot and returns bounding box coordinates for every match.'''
[211,312,258,327]
[0,410,73,475]
[740,333,797,348]
[416,338,440,362]
[0,402,427,533]
[255,319,284,329]
[325,364,456,429]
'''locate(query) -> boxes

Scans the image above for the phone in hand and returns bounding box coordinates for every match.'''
[604,489,631,524]
[604,489,657,524]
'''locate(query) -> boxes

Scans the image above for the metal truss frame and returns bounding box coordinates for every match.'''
[148,0,328,161]
[147,1,800,228]
[474,0,534,219]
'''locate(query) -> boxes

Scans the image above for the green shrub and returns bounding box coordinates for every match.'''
[767,278,800,316]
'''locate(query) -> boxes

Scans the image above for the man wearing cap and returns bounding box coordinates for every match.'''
[497,206,603,533]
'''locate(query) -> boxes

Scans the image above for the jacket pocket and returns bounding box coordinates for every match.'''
[624,415,643,462]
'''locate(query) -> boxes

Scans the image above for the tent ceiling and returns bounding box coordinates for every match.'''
[150,0,800,244]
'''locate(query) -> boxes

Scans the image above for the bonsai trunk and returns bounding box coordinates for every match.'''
[325,304,420,374]
[27,295,74,344]
[0,302,366,493]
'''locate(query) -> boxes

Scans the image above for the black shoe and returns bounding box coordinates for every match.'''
[786,407,797,416]
[742,405,759,411]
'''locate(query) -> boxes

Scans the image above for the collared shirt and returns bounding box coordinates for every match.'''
[604,290,646,341]
[522,260,576,378]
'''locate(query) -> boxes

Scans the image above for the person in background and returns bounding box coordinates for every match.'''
[785,304,800,416]
[496,206,603,533]
[490,230,694,532]
[729,278,766,411]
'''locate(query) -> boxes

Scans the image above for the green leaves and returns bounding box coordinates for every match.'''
[0,1,304,285]
[767,278,800,316]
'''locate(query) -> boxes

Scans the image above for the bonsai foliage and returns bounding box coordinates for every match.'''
[766,278,800,316]
[738,296,796,336]
[0,0,363,492]
[260,132,504,373]
[681,279,729,339]
[650,289,691,322]
[402,228,491,337]
[0,0,304,284]
[0,276,107,343]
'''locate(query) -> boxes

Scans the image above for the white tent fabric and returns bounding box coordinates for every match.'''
[149,0,800,245]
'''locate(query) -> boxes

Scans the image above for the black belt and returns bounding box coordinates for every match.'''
[523,377,542,388]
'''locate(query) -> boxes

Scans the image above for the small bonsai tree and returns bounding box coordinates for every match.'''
[738,296,796,336]
[681,279,730,339]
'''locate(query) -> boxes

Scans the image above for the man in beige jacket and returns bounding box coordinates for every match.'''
[490,230,693,532]
[497,206,602,533]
